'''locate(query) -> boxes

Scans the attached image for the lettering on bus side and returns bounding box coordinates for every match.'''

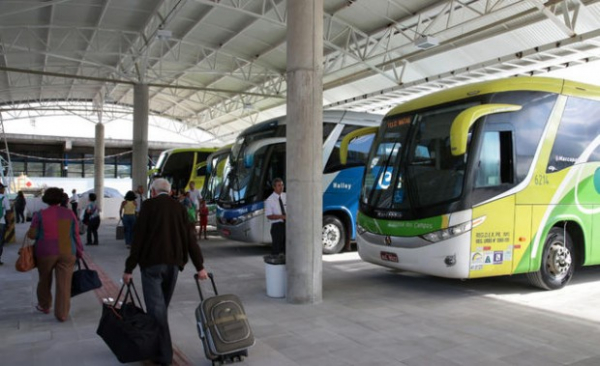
[333,182,352,190]
[534,174,549,186]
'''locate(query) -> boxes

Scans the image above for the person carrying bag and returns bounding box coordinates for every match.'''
[96,281,160,363]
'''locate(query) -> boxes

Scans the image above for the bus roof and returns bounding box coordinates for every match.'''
[238,110,383,138]
[387,77,600,117]
[159,147,220,155]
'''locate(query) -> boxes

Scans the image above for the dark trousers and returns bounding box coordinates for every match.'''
[70,202,78,216]
[15,208,25,223]
[86,217,100,244]
[141,264,179,364]
[270,222,286,255]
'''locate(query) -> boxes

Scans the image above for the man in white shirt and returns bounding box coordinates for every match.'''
[264,178,286,256]
[188,181,202,220]
[0,184,12,265]
[69,189,78,216]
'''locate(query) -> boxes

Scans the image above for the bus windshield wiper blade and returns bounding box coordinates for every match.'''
[368,140,400,208]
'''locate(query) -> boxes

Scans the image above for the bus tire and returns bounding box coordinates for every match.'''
[322,215,346,254]
[527,227,574,290]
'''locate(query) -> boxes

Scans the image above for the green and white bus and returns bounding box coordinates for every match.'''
[201,145,231,226]
[148,147,218,193]
[352,77,600,290]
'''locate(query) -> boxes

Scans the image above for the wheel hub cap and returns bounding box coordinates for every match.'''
[322,224,340,248]
[547,243,572,277]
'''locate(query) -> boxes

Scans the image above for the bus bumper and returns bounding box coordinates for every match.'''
[218,216,268,243]
[357,231,471,279]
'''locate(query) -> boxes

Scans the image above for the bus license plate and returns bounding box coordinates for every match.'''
[380,251,398,263]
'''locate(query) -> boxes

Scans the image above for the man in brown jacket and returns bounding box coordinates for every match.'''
[122,178,208,365]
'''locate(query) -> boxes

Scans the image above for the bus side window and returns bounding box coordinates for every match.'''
[547,97,600,172]
[325,133,374,173]
[475,131,514,188]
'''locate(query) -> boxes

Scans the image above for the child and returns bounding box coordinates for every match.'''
[199,199,209,240]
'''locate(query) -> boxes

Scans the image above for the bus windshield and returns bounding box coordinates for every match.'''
[150,149,215,192]
[152,151,196,190]
[363,102,476,211]
[219,126,280,206]
[201,150,230,202]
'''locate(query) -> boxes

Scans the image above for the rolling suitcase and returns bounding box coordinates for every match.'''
[194,273,254,366]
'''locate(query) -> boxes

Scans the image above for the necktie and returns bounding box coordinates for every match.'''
[278,196,286,221]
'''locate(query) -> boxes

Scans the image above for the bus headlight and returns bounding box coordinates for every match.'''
[356,223,367,235]
[421,221,472,243]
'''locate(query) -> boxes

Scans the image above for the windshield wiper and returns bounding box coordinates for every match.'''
[367,140,400,208]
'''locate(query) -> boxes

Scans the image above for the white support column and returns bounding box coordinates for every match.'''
[94,122,105,216]
[286,0,323,304]
[132,84,149,191]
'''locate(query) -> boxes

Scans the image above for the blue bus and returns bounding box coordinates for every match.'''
[216,110,382,254]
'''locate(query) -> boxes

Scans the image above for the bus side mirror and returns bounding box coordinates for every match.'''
[450,104,522,156]
[339,127,379,164]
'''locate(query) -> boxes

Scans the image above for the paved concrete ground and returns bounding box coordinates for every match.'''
[2,219,600,366]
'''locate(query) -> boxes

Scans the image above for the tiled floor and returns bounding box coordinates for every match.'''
[2,219,600,365]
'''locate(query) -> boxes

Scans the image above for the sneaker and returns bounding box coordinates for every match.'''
[0,261,4,265]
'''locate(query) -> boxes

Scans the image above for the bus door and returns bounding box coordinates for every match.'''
[244,138,286,243]
[451,105,522,278]
[468,127,518,278]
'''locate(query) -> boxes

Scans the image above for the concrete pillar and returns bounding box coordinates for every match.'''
[94,122,105,216]
[132,84,149,191]
[286,0,323,304]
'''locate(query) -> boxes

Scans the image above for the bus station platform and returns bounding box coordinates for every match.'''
[2,219,600,366]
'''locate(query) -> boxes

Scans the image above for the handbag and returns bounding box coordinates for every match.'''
[116,219,125,240]
[82,210,90,225]
[71,257,102,297]
[96,281,160,363]
[15,237,36,272]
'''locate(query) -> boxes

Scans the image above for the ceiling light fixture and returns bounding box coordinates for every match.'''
[157,29,172,40]
[414,35,439,50]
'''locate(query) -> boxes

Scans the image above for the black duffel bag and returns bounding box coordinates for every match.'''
[71,257,102,297]
[96,281,159,363]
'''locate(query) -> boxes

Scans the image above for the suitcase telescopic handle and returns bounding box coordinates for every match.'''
[194,272,217,301]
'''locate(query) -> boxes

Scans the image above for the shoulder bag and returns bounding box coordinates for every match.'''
[15,236,36,272]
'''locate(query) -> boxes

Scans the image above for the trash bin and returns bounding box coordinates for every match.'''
[264,255,286,298]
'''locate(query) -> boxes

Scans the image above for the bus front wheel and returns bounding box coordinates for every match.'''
[322,216,346,254]
[527,227,575,290]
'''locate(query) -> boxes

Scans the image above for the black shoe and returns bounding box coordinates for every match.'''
[85,243,92,246]
[0,260,4,265]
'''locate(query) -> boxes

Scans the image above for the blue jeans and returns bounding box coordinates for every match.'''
[141,264,179,364]
[122,214,136,245]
